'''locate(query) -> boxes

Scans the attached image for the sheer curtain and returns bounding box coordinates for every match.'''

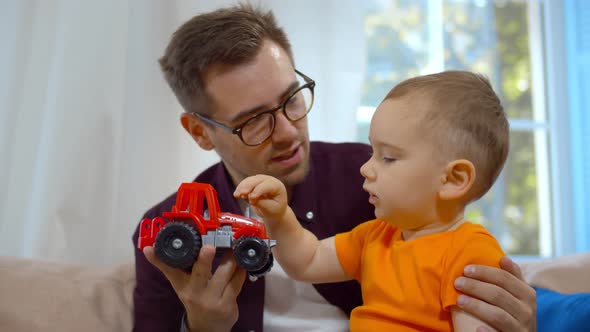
[0,0,365,266]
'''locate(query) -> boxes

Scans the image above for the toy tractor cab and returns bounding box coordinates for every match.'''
[138,182,276,279]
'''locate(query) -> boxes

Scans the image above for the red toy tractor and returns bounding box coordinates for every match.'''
[138,182,275,278]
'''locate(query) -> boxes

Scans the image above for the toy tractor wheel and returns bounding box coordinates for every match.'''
[154,221,201,271]
[247,254,274,278]
[233,236,270,272]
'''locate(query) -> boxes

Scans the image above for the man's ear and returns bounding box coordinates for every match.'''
[180,112,215,151]
[438,159,475,201]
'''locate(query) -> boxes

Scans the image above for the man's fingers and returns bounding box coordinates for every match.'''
[465,257,537,306]
[222,264,246,302]
[463,264,532,301]
[189,245,216,288]
[499,257,537,331]
[207,249,242,298]
[476,326,495,332]
[458,262,537,331]
[143,246,187,287]
[455,276,524,322]
[499,256,524,281]
[456,294,518,331]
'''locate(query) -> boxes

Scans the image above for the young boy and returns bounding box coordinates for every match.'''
[234,70,509,331]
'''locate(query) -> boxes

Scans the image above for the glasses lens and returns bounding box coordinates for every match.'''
[284,86,313,121]
[241,113,275,146]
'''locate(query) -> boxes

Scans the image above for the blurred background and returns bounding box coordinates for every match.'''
[0,0,588,266]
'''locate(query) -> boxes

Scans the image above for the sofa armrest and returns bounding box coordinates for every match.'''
[0,256,135,332]
[519,252,590,294]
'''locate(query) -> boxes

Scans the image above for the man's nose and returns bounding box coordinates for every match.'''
[271,109,299,143]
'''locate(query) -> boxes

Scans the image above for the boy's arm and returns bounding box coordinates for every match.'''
[235,175,351,283]
[270,210,351,283]
[451,307,495,332]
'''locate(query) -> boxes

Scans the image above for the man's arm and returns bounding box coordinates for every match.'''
[454,256,537,332]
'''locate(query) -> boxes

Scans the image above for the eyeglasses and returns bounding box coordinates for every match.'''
[194,69,315,146]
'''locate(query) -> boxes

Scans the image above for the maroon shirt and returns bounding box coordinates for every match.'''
[132,141,375,332]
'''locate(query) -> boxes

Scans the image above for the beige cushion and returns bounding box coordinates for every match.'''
[520,252,590,294]
[0,256,135,332]
[1,253,588,332]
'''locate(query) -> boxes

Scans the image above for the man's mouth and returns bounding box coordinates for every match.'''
[271,145,302,167]
[272,146,298,160]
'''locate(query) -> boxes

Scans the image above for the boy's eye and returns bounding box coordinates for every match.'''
[382,157,396,163]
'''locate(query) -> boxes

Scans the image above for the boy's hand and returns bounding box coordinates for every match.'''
[234,174,288,221]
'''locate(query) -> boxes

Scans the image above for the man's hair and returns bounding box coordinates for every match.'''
[159,3,293,115]
[385,70,509,200]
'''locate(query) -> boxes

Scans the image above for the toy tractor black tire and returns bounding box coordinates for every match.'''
[154,221,201,271]
[247,254,274,278]
[233,236,270,272]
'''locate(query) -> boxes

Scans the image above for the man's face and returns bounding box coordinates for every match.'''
[194,40,311,189]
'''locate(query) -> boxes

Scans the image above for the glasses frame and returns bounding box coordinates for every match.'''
[193,69,315,146]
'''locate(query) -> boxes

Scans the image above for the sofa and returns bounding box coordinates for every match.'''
[1,253,589,332]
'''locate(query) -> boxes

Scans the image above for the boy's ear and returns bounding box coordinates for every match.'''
[438,159,475,201]
[180,112,215,151]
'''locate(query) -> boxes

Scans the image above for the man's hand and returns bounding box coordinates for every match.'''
[454,256,537,332]
[144,245,246,332]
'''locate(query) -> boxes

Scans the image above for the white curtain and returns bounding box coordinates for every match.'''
[0,0,365,266]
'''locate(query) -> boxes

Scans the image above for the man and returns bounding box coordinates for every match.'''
[133,4,536,332]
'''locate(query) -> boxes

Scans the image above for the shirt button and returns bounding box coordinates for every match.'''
[306,211,314,220]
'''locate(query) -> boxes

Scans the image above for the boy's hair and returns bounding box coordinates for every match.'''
[385,70,509,200]
[159,3,293,115]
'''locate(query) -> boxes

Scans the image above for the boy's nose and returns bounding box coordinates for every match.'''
[360,159,374,180]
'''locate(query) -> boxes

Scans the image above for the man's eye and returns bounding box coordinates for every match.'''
[287,94,301,106]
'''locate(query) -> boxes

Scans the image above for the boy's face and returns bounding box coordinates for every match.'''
[360,96,448,229]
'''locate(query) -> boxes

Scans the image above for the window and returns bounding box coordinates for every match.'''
[357,0,555,257]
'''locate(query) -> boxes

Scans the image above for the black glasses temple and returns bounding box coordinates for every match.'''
[295,69,314,85]
[193,113,234,132]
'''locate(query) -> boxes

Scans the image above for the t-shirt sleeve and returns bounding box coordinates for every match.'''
[334,220,379,281]
[440,226,505,311]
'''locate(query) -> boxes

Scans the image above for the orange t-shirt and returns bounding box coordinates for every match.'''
[335,220,504,332]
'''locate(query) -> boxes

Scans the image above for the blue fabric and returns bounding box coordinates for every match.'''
[535,287,590,332]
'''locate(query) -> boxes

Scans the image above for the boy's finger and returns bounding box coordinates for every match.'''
[233,175,265,198]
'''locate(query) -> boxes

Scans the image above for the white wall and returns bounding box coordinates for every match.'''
[0,0,365,265]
